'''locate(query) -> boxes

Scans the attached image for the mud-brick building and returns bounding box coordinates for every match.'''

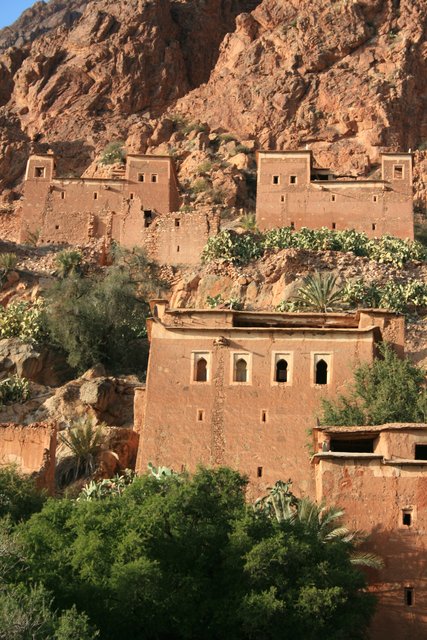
[313,424,427,640]
[135,302,404,497]
[18,153,219,265]
[256,150,414,239]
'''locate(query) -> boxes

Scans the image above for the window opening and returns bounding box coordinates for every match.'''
[315,359,328,385]
[290,175,297,184]
[332,222,336,230]
[261,410,267,423]
[372,223,376,231]
[257,466,263,478]
[175,218,180,227]
[372,195,378,203]
[137,173,145,182]
[393,165,403,179]
[55,225,59,230]
[34,167,45,178]
[272,175,280,185]
[61,192,65,200]
[280,195,285,203]
[330,438,375,453]
[404,588,414,606]
[331,194,336,202]
[195,357,208,382]
[414,444,427,460]
[143,210,153,228]
[151,174,158,183]
[176,245,180,253]
[402,510,412,527]
[93,192,98,200]
[276,359,288,383]
[197,410,205,422]
[235,358,248,383]
[130,192,134,200]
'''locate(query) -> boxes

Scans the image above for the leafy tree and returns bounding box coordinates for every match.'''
[19,467,375,640]
[55,606,99,640]
[0,466,46,523]
[321,343,427,425]
[0,583,55,640]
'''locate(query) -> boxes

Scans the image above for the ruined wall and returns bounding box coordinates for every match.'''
[0,420,56,492]
[137,321,377,497]
[256,151,414,239]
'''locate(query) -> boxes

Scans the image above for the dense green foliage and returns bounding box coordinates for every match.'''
[202,228,426,267]
[0,466,46,523]
[5,467,375,640]
[321,343,427,425]
[54,250,84,278]
[100,141,126,165]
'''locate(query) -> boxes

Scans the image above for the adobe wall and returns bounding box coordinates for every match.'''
[314,442,427,640]
[0,420,57,493]
[256,151,414,239]
[137,316,379,498]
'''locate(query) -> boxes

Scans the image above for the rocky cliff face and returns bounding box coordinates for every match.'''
[0,0,425,205]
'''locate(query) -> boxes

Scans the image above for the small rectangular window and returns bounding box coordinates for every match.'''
[332,222,336,230]
[404,588,414,606]
[197,410,205,422]
[130,192,134,200]
[93,192,98,200]
[55,225,59,230]
[257,466,263,478]
[261,410,267,423]
[372,223,376,231]
[372,195,378,203]
[394,165,403,179]
[289,175,297,184]
[415,444,427,460]
[175,218,180,227]
[151,174,158,183]
[60,192,65,200]
[272,175,280,185]
[137,173,145,182]
[34,167,45,178]
[331,194,336,202]
[402,510,412,527]
[176,245,180,253]
[280,195,285,203]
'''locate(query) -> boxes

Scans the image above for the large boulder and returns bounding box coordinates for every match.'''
[0,338,72,386]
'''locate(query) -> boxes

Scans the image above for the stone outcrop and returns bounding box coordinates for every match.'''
[0,338,72,386]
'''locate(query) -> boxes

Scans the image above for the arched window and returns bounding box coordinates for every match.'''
[235,358,248,383]
[316,359,328,385]
[275,359,288,383]
[195,357,208,382]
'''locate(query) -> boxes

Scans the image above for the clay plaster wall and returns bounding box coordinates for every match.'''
[314,450,427,640]
[256,151,414,239]
[0,420,56,492]
[137,314,382,497]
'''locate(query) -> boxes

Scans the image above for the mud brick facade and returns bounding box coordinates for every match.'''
[313,424,427,640]
[136,304,404,497]
[18,153,219,265]
[256,150,414,239]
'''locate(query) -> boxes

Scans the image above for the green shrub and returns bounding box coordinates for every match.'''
[0,376,30,405]
[197,160,213,173]
[191,178,210,194]
[342,279,427,314]
[0,253,18,272]
[0,465,45,522]
[0,300,47,344]
[201,230,263,265]
[55,250,83,278]
[100,141,126,165]
[321,343,427,425]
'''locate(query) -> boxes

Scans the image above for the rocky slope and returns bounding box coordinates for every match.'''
[0,0,425,210]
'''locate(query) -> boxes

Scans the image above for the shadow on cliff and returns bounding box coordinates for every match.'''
[48,139,94,177]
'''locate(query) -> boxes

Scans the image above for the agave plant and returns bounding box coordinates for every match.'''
[56,417,107,489]
[291,271,345,313]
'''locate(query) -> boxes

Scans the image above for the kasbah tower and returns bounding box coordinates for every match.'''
[0,1,426,640]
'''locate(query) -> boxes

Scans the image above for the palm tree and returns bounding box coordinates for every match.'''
[291,271,345,313]
[255,481,383,569]
[56,417,106,489]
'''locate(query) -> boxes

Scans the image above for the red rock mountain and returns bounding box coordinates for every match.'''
[0,0,425,208]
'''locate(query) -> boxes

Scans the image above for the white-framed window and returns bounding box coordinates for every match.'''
[312,353,332,386]
[191,352,211,383]
[272,175,280,185]
[271,352,293,385]
[231,352,252,384]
